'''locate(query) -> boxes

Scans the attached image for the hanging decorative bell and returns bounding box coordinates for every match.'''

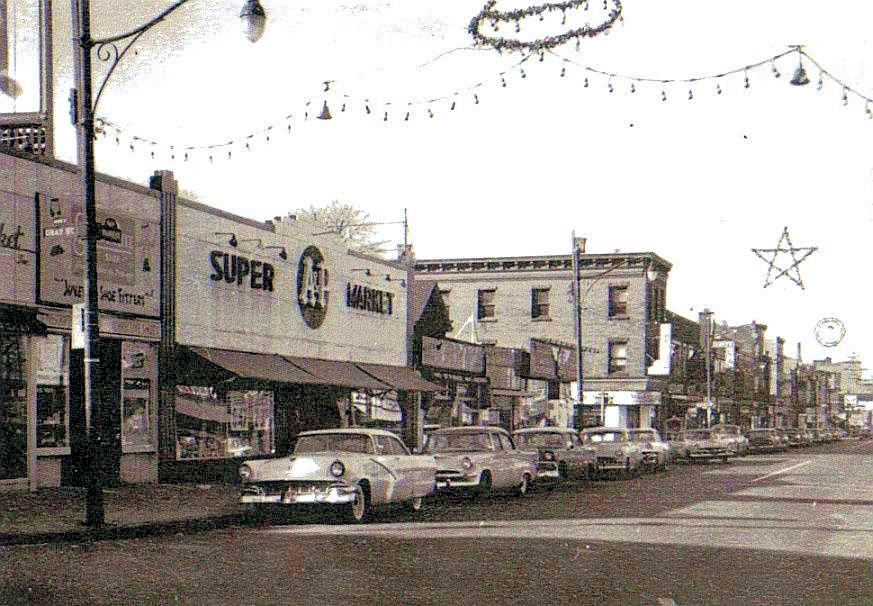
[790,65,809,86]
[317,101,332,120]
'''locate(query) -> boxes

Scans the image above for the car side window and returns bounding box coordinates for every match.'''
[373,435,388,455]
[386,436,410,455]
[490,433,504,450]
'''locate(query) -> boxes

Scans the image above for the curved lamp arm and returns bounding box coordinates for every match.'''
[88,0,265,114]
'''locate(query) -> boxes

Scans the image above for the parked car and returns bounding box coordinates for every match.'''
[785,428,809,447]
[711,424,750,456]
[238,428,436,523]
[807,428,821,444]
[669,429,733,463]
[774,428,790,448]
[858,427,873,440]
[579,427,645,479]
[512,427,597,482]
[627,428,671,472]
[746,428,788,453]
[426,426,538,497]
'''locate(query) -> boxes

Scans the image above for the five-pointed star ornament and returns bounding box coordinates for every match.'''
[751,227,818,290]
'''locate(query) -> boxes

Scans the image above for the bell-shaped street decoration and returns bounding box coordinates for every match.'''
[790,65,810,86]
[317,101,332,120]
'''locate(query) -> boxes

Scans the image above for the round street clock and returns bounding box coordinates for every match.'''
[814,318,845,347]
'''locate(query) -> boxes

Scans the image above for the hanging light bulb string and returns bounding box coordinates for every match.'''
[93,45,873,166]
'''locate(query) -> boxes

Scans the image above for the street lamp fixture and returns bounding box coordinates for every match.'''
[72,0,266,529]
[214,232,239,247]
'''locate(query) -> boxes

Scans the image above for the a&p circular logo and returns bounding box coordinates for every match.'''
[814,318,845,347]
[296,245,329,329]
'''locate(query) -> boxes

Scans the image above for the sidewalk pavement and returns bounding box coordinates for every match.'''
[1,483,243,546]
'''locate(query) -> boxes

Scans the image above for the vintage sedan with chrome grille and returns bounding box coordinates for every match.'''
[669,429,733,463]
[711,424,750,456]
[512,427,597,482]
[627,428,671,472]
[579,427,645,479]
[426,426,538,496]
[238,428,436,523]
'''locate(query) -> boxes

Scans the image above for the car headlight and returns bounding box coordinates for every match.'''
[461,456,474,470]
[543,451,555,461]
[329,461,345,478]
[238,463,254,482]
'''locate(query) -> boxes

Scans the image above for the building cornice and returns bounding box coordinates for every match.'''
[415,252,672,275]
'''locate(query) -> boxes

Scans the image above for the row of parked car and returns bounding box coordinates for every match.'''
[236,423,846,523]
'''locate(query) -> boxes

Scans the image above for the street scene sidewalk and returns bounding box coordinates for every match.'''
[0,483,242,546]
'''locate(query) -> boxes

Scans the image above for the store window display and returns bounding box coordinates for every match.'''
[35,335,69,450]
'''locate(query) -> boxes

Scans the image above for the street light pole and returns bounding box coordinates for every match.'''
[70,0,266,528]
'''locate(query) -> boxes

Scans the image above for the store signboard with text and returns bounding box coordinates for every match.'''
[37,193,160,317]
[0,191,37,303]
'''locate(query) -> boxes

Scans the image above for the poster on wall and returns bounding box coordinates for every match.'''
[37,193,160,317]
[121,341,156,450]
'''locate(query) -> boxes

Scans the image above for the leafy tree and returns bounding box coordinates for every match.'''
[295,200,393,257]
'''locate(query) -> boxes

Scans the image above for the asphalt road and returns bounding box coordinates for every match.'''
[4,438,873,606]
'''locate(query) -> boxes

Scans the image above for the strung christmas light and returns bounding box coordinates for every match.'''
[842,87,849,106]
[560,65,566,77]
[629,82,635,93]
[515,19,521,32]
[607,79,614,93]
[474,93,480,104]
[501,74,507,87]
[228,150,232,160]
[715,82,722,95]
[384,111,388,121]
[521,68,526,78]
[661,89,666,102]
[771,60,780,78]
[561,10,567,24]
[866,102,872,119]
[450,100,456,110]
[341,103,346,112]
[539,50,545,62]
[687,88,693,100]
[744,70,750,89]
[428,108,434,118]
[583,76,588,87]
[365,102,371,114]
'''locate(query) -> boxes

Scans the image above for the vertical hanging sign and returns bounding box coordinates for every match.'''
[71,302,85,349]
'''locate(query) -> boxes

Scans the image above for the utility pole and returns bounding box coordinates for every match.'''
[571,233,585,427]
[702,308,713,428]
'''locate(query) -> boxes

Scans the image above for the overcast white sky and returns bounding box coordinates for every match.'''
[2,0,871,374]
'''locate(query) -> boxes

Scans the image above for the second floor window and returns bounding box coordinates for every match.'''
[531,288,550,319]
[609,285,628,317]
[608,341,628,374]
[477,289,496,319]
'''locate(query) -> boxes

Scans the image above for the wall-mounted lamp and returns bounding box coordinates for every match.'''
[238,238,262,249]
[646,262,659,282]
[351,268,372,276]
[214,232,238,247]
[264,245,287,260]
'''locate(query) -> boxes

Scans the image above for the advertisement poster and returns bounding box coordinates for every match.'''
[38,193,160,317]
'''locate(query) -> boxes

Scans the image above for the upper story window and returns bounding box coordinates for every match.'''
[608,341,628,375]
[531,288,550,319]
[608,285,628,318]
[477,289,496,319]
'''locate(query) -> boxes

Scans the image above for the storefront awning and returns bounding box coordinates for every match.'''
[175,396,233,423]
[282,356,391,390]
[0,305,47,334]
[355,362,443,392]
[184,347,319,385]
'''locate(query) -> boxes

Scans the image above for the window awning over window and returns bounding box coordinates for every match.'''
[355,362,443,392]
[282,356,391,390]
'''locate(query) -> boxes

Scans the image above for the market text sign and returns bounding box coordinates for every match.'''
[38,193,160,317]
[346,283,394,315]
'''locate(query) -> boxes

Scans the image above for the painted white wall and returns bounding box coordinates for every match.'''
[175,204,407,365]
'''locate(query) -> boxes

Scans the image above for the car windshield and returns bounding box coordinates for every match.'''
[426,432,492,452]
[583,431,625,444]
[685,430,712,440]
[293,433,374,454]
[514,432,567,447]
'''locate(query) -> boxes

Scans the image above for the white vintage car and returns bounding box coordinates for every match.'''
[425,426,538,496]
[238,428,436,523]
[579,427,646,479]
[627,428,671,472]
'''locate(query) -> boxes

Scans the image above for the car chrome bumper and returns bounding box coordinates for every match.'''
[240,484,357,505]
[435,473,480,490]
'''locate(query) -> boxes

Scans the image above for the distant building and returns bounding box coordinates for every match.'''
[414,251,672,429]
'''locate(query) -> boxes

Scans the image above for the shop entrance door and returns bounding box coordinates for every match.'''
[0,332,27,486]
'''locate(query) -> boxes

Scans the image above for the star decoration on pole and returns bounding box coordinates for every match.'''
[751,227,818,289]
